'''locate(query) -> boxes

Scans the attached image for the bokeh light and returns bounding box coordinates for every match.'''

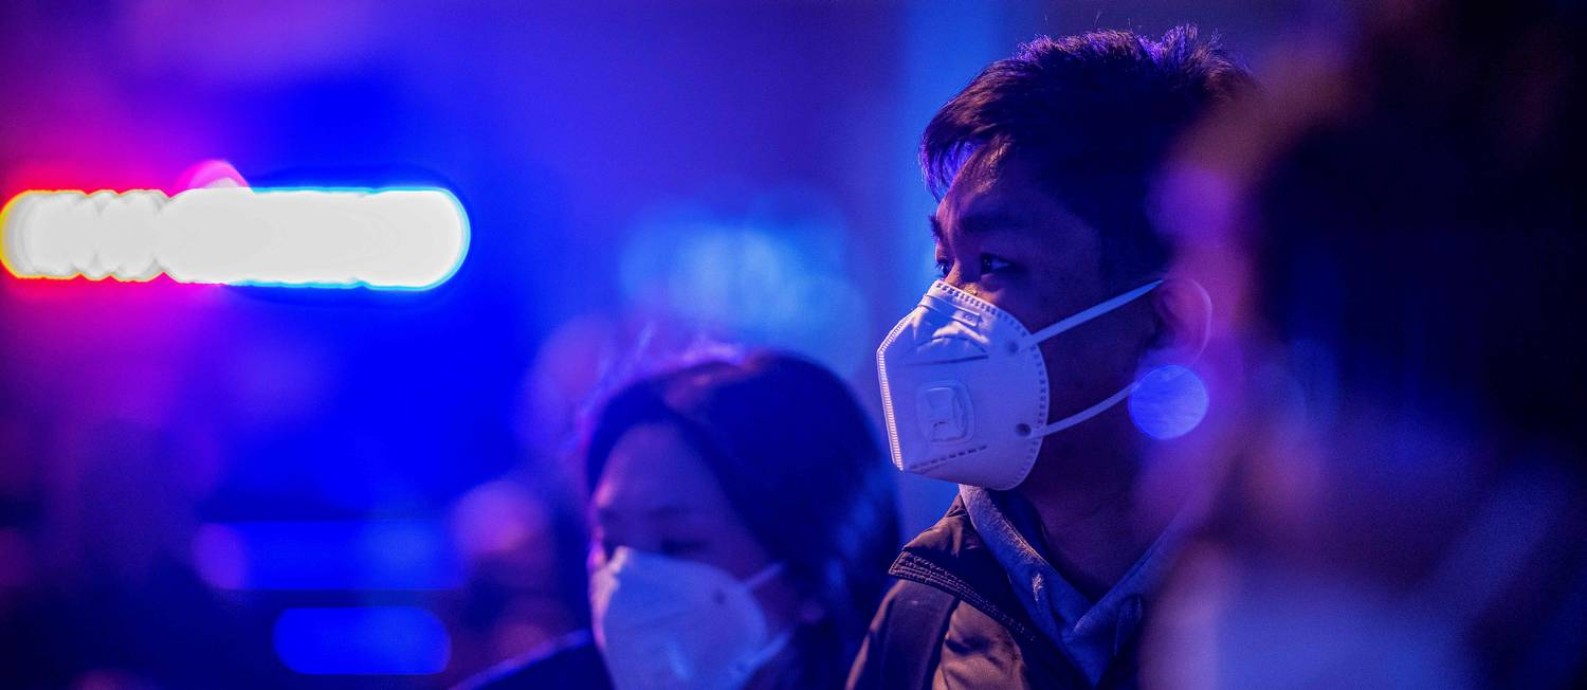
[274,606,451,676]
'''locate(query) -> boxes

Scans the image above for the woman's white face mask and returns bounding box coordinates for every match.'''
[590,546,789,690]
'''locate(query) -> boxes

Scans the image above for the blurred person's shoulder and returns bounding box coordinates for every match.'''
[454,629,612,690]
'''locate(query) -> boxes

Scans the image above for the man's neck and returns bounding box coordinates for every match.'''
[1012,426,1165,600]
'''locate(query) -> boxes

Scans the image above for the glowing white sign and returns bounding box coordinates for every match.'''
[1,188,468,289]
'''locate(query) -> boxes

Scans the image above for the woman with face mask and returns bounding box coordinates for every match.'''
[458,350,901,690]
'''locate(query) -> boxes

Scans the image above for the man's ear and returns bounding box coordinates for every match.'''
[1149,277,1212,363]
[1131,278,1215,441]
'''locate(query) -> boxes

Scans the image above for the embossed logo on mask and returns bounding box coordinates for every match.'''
[917,382,972,442]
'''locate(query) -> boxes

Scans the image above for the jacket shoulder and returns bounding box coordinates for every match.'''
[848,578,960,690]
[854,497,1091,689]
[888,496,1045,647]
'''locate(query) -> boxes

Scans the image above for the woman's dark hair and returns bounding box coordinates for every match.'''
[585,350,900,690]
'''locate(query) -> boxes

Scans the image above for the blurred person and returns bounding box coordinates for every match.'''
[446,478,589,684]
[1143,0,1587,687]
[3,420,283,690]
[852,28,1253,689]
[458,350,901,690]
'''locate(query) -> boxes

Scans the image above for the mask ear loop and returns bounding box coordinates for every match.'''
[731,563,794,679]
[734,627,795,680]
[743,562,784,590]
[1018,280,1164,349]
[1025,382,1142,438]
[1014,279,1164,439]
[1022,279,1161,348]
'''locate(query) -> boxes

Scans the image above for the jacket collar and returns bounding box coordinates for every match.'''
[890,495,1149,687]
[887,494,1047,646]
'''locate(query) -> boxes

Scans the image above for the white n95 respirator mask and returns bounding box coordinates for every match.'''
[876,279,1162,490]
[590,547,790,690]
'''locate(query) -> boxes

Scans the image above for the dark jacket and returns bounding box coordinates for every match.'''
[847,497,1139,690]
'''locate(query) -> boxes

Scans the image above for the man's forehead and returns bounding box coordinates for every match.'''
[936,153,1056,232]
[940,143,1018,200]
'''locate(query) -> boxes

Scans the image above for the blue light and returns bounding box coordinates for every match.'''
[274,606,450,675]
[616,193,873,372]
[192,520,462,591]
[1128,364,1210,440]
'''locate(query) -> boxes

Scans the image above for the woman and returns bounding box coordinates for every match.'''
[461,350,900,690]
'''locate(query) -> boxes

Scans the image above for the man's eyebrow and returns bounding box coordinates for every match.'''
[958,209,1027,235]
[929,209,1028,243]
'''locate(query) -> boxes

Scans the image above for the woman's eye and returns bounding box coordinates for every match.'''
[980,254,1013,275]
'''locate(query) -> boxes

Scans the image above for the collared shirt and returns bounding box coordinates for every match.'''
[960,485,1184,686]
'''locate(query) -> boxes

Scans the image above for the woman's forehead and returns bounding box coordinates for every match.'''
[592,422,732,516]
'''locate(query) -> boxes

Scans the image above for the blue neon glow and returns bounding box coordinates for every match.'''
[617,191,872,371]
[192,520,462,591]
[274,606,450,675]
[1128,364,1211,440]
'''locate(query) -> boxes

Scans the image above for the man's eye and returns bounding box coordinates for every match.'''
[935,258,951,278]
[980,255,1013,274]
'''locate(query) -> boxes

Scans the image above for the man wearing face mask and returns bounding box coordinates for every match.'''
[849,28,1252,689]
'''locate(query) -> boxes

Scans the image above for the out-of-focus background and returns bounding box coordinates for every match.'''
[0,1,1324,688]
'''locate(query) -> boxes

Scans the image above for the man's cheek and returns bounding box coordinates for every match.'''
[985,292,1044,332]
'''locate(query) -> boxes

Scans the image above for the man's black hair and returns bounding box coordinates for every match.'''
[923,26,1253,289]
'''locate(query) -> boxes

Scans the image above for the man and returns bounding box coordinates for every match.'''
[851,27,1251,688]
